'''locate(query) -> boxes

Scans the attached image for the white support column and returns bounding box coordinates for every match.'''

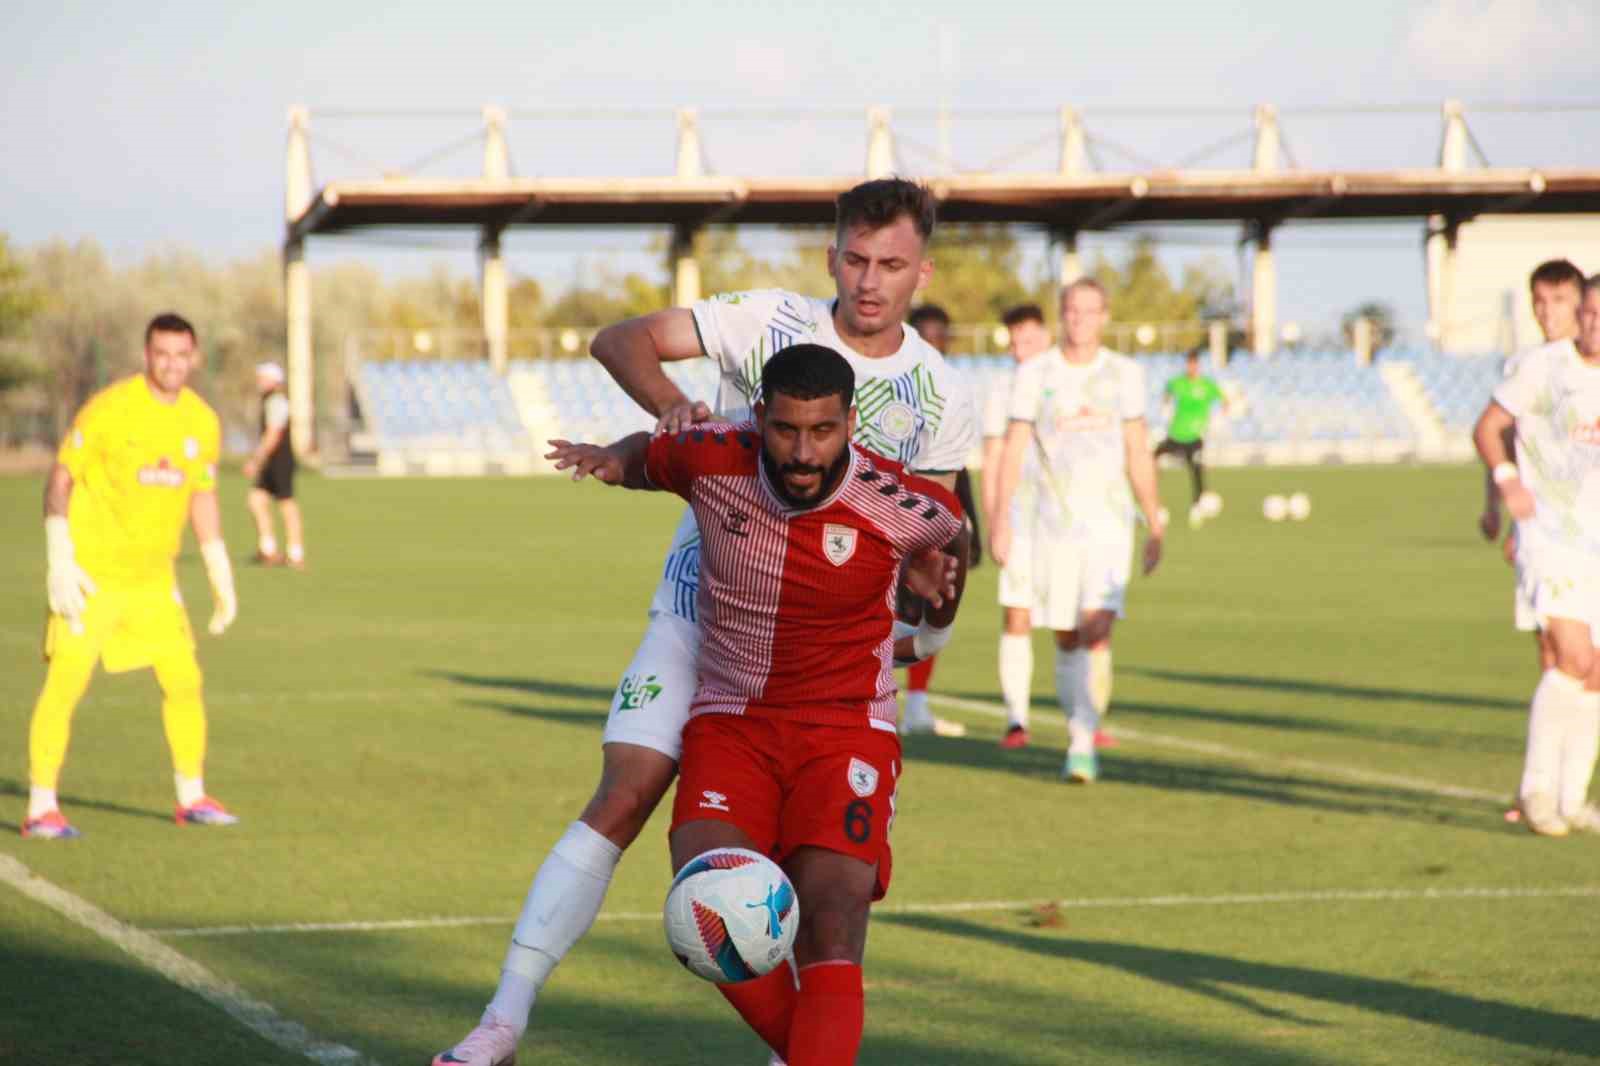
[1251,224,1276,357]
[670,223,701,308]
[676,108,703,179]
[285,239,313,455]
[1055,230,1083,310]
[866,106,895,178]
[1208,320,1229,368]
[1252,104,1281,173]
[284,106,314,456]
[481,230,508,373]
[1426,100,1466,347]
[1059,106,1086,176]
[482,105,509,180]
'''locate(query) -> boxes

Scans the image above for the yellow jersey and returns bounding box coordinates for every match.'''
[57,375,221,585]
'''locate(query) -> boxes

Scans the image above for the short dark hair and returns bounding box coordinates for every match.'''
[1002,304,1045,328]
[908,304,950,329]
[760,344,855,411]
[835,178,936,245]
[1184,346,1203,363]
[1529,259,1584,294]
[145,312,197,346]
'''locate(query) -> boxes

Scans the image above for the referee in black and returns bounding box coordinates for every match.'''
[244,362,305,568]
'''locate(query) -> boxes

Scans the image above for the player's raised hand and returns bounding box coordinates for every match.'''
[546,439,625,483]
[655,400,712,435]
[1142,533,1163,576]
[902,547,958,608]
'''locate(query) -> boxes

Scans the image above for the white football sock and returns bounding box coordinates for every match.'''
[259,535,279,556]
[1521,668,1585,802]
[1087,646,1112,721]
[1055,647,1095,755]
[902,690,933,727]
[1558,689,1600,819]
[286,543,305,563]
[28,786,58,820]
[175,773,205,808]
[487,821,623,1032]
[999,634,1033,729]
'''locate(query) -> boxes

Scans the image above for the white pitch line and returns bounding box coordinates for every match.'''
[148,883,1600,939]
[926,693,1508,804]
[0,853,379,1066]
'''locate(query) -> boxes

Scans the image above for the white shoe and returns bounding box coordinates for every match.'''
[432,1015,519,1066]
[900,702,937,735]
[1519,793,1570,837]
[768,1055,787,1066]
[1565,803,1600,834]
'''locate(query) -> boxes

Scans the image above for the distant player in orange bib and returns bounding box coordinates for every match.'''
[23,312,241,840]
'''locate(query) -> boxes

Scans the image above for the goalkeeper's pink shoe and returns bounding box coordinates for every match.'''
[175,796,239,826]
[432,1015,519,1066]
[22,810,81,840]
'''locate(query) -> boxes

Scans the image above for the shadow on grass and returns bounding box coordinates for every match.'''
[0,777,169,827]
[897,739,1501,832]
[1123,665,1523,713]
[1110,698,1520,755]
[878,912,1600,1058]
[456,698,607,729]
[424,671,614,704]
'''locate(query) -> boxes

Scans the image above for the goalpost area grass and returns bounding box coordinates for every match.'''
[2,465,1597,1066]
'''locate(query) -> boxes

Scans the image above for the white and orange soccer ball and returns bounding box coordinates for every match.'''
[664,848,799,983]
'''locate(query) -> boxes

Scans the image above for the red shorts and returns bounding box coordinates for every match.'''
[672,714,903,900]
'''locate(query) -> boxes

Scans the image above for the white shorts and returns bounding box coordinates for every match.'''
[1516,540,1600,644]
[1022,531,1133,632]
[602,610,702,760]
[998,529,1035,611]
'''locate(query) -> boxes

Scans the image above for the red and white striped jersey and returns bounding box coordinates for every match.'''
[645,422,964,733]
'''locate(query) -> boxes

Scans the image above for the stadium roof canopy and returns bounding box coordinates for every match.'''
[288,168,1600,239]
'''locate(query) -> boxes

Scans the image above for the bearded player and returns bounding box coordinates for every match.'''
[546,344,967,1065]
[433,179,977,1066]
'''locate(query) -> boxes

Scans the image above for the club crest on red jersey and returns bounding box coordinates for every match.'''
[822,524,857,566]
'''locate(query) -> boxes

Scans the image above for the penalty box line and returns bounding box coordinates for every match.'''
[926,693,1508,805]
[0,853,381,1066]
[149,883,1600,940]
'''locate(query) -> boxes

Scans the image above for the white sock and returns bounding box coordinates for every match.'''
[175,774,205,808]
[903,690,932,726]
[259,535,279,556]
[1087,647,1112,721]
[486,821,623,1032]
[999,634,1033,729]
[1521,668,1585,802]
[1055,647,1095,754]
[28,786,58,820]
[1558,689,1600,819]
[286,543,305,563]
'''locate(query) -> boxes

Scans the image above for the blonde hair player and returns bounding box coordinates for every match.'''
[24,312,240,839]
[990,278,1165,783]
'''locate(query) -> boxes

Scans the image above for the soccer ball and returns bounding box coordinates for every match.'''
[1262,494,1288,522]
[1287,492,1311,521]
[664,848,798,983]
[1197,491,1223,518]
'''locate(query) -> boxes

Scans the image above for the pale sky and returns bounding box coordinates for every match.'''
[6,0,1599,335]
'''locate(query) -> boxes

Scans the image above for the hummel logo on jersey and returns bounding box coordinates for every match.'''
[724,509,750,537]
[848,758,879,797]
[823,524,858,566]
[699,790,730,812]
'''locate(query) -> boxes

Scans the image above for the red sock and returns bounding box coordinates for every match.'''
[719,960,798,1058]
[786,961,864,1065]
[907,655,936,692]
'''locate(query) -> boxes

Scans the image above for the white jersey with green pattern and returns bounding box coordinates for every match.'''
[645,289,978,623]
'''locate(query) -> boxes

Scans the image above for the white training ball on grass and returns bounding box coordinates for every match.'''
[1287,492,1311,521]
[1262,494,1288,522]
[1197,491,1223,518]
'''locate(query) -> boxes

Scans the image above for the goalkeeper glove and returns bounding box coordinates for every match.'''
[45,516,96,634]
[200,540,237,635]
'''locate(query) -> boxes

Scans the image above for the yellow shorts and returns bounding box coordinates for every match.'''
[44,578,196,674]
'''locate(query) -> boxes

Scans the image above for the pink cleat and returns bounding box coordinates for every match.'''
[175,796,239,826]
[432,1015,520,1066]
[22,810,81,840]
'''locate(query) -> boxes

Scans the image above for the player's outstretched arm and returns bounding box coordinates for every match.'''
[591,309,712,433]
[189,490,237,635]
[1122,418,1165,575]
[545,432,653,489]
[1473,402,1533,521]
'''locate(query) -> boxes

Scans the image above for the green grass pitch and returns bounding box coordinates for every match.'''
[2,464,1597,1065]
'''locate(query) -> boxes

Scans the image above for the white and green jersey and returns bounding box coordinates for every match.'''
[646,289,978,622]
[1494,338,1600,562]
[1007,346,1146,540]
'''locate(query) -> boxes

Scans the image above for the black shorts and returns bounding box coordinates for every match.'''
[1155,438,1203,462]
[255,449,296,500]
